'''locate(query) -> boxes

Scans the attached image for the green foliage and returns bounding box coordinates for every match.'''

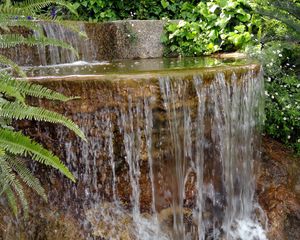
[247,42,300,154]
[0,0,84,71]
[68,0,199,22]
[254,0,300,38]
[248,0,300,154]
[0,0,85,216]
[162,0,260,56]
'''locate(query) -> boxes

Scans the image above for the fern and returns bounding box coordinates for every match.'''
[256,0,300,37]
[0,0,78,18]
[0,54,26,78]
[4,185,18,216]
[0,79,25,103]
[0,128,75,182]
[0,72,78,102]
[6,156,46,201]
[0,101,86,141]
[15,0,79,17]
[0,156,28,215]
[0,18,43,33]
[0,34,78,56]
[0,0,85,217]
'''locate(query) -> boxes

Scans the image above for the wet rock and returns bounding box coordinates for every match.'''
[258,137,300,240]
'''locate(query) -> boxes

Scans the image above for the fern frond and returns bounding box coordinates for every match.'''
[0,72,78,102]
[3,185,18,216]
[0,18,44,35]
[0,156,28,215]
[270,1,300,20]
[6,156,47,201]
[15,0,78,15]
[0,80,25,103]
[0,5,32,17]
[258,9,300,34]
[0,128,75,182]
[0,0,78,17]
[0,54,26,78]
[0,34,78,56]
[0,101,86,141]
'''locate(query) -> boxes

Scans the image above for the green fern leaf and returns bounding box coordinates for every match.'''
[0,101,86,141]
[0,157,28,215]
[0,34,78,56]
[0,72,78,102]
[3,185,18,216]
[0,80,25,103]
[0,0,78,18]
[0,18,43,34]
[0,128,75,182]
[0,54,26,78]
[16,0,78,16]
[6,157,47,201]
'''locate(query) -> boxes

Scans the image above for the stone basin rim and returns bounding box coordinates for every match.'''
[25,63,261,82]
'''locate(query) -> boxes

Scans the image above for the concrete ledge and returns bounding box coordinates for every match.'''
[0,20,173,66]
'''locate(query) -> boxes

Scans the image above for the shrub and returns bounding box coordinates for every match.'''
[68,0,199,21]
[162,0,260,56]
[247,42,300,154]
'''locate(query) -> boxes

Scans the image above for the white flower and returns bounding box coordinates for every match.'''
[287,135,291,139]
[178,20,186,27]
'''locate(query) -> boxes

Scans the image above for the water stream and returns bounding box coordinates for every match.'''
[22,57,268,240]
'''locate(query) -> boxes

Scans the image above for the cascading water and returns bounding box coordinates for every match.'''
[19,58,268,240]
[33,22,95,65]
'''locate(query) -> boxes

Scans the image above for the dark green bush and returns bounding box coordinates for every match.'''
[68,0,200,21]
[162,0,260,56]
[248,42,300,155]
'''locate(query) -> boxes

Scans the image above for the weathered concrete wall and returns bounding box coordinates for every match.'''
[0,20,174,66]
[87,20,168,60]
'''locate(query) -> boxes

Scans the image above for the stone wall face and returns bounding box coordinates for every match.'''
[0,20,173,66]
[87,20,168,60]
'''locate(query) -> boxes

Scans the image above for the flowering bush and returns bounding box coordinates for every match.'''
[248,42,300,154]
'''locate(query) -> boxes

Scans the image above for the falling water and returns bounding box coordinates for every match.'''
[22,61,267,240]
[34,22,95,65]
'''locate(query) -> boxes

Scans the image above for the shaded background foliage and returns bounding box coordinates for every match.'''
[68,0,200,21]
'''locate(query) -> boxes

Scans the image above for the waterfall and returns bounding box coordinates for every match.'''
[26,65,267,240]
[34,22,95,65]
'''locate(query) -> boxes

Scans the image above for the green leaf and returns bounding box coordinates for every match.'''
[161,0,169,9]
[0,72,78,102]
[0,128,75,182]
[0,101,86,141]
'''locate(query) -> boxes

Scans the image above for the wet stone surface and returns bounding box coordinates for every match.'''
[1,58,298,239]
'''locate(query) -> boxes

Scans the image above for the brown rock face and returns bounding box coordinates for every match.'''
[3,60,297,239]
[258,137,300,240]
